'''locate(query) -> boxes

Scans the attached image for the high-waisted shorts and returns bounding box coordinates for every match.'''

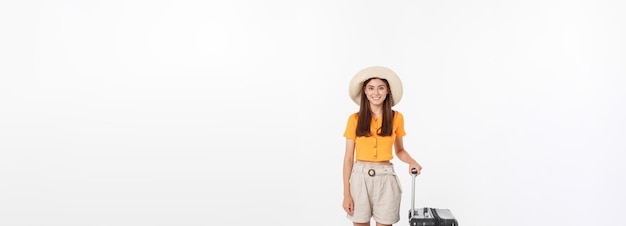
[347,161,402,224]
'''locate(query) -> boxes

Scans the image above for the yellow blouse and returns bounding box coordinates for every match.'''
[343,111,406,161]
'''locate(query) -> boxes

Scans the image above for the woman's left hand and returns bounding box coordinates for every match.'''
[409,162,422,176]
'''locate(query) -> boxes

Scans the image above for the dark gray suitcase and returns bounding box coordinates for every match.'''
[408,168,459,226]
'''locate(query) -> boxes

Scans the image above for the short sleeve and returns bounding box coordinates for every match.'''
[343,113,358,140]
[394,111,406,138]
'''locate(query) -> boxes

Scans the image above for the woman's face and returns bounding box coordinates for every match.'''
[364,78,389,106]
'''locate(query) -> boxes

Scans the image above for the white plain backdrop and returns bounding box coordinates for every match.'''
[1,1,625,226]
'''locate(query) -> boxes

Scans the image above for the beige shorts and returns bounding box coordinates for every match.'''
[347,162,402,224]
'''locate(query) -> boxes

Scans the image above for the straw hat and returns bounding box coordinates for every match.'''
[349,66,403,106]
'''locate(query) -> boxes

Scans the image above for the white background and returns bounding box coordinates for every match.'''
[1,0,625,226]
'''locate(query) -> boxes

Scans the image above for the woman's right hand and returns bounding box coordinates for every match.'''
[342,196,354,216]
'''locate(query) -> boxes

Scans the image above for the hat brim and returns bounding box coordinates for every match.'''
[349,66,403,106]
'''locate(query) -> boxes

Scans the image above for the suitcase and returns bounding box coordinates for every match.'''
[408,168,459,226]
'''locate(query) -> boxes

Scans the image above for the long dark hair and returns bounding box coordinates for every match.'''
[356,77,395,137]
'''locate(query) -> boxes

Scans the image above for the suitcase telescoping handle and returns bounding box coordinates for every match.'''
[411,168,418,214]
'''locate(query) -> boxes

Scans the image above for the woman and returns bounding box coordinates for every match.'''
[342,66,422,226]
